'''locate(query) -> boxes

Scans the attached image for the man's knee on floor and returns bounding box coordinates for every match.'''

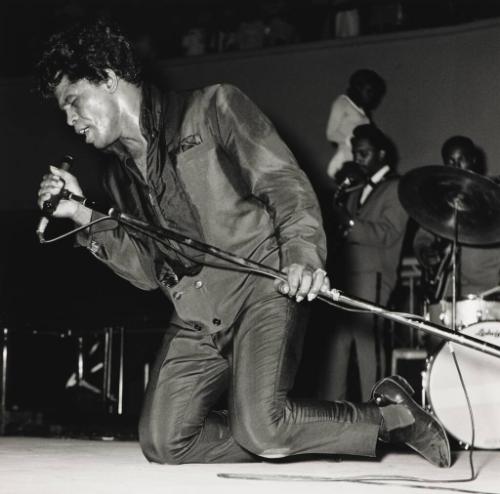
[232,415,291,459]
[139,431,187,465]
[138,418,187,465]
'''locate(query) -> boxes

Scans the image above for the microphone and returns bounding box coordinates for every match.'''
[335,162,367,186]
[36,155,74,240]
[334,161,368,196]
[337,175,354,189]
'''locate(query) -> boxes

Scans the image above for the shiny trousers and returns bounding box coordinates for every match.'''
[139,289,382,464]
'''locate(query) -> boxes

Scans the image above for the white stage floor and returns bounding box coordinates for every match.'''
[0,437,499,494]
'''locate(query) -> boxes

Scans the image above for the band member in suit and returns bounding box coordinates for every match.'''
[321,124,408,402]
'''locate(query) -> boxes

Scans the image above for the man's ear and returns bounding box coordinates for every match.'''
[104,69,119,93]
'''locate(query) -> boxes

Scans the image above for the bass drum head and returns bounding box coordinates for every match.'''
[427,321,500,449]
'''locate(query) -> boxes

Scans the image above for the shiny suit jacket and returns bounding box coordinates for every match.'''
[78,83,326,333]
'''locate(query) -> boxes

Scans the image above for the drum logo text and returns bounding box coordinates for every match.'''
[475,328,500,338]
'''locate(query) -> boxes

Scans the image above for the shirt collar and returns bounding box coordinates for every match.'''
[369,165,390,185]
[139,84,162,141]
[344,94,366,116]
[106,84,163,164]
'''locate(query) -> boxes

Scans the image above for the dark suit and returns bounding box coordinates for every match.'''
[322,173,408,401]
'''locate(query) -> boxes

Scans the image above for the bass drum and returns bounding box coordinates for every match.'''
[425,321,500,449]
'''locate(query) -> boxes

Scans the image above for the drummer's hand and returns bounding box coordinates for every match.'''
[37,166,83,219]
[421,247,442,268]
[274,264,331,302]
[422,252,440,267]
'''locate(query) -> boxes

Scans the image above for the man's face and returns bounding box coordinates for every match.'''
[352,137,384,175]
[355,83,381,111]
[444,146,476,172]
[54,75,120,150]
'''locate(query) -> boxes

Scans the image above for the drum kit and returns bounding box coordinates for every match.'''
[399,165,500,449]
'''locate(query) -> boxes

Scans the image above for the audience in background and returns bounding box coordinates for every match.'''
[181,28,207,56]
[331,0,361,38]
[214,7,239,53]
[236,16,267,51]
[11,0,496,74]
[5,0,500,78]
[180,2,298,55]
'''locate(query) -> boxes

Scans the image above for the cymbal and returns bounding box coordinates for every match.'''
[399,165,500,245]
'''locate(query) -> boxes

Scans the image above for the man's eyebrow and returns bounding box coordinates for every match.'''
[58,94,73,109]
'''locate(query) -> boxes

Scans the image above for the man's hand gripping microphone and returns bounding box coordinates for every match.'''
[36,155,74,241]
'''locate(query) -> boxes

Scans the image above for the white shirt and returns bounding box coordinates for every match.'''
[326,94,369,146]
[360,165,390,205]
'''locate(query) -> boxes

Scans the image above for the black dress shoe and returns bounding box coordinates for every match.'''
[372,375,451,468]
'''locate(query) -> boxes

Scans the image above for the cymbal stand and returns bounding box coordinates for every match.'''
[450,202,460,334]
[449,201,477,453]
[479,285,500,299]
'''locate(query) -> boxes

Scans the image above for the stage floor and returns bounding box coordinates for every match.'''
[0,436,499,494]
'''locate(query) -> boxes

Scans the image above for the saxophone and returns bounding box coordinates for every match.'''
[332,162,366,238]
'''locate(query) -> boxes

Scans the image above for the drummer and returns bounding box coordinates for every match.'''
[414,136,500,335]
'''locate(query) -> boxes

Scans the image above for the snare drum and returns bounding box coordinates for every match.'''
[425,321,500,448]
[428,298,500,328]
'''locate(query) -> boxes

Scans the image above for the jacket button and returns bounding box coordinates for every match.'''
[212,318,221,326]
[194,324,203,331]
[194,280,203,289]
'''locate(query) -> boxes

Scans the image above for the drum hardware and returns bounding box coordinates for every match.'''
[427,297,500,329]
[424,321,500,449]
[422,358,473,451]
[64,327,124,414]
[478,284,500,299]
[420,240,452,304]
[399,166,500,449]
[399,164,500,334]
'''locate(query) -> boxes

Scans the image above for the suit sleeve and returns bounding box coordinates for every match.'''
[75,172,160,291]
[213,84,327,269]
[347,180,407,248]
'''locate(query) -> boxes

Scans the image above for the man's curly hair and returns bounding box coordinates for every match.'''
[37,18,142,97]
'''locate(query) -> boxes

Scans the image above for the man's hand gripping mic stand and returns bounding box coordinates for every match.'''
[109,208,500,360]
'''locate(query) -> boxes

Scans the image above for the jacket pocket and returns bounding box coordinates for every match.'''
[176,141,214,167]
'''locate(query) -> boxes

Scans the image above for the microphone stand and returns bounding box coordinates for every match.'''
[109,209,500,360]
